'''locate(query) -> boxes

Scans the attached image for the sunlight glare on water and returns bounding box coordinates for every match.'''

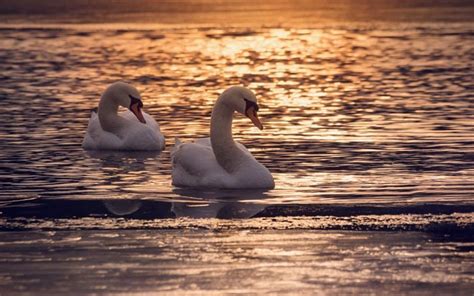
[0,3,473,294]
[0,23,473,207]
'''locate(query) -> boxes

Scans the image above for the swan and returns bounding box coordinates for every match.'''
[82,82,165,151]
[171,86,274,189]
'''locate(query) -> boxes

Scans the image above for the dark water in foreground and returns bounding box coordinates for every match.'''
[0,1,474,293]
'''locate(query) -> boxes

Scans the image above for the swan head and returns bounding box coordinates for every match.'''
[220,86,263,130]
[105,81,146,124]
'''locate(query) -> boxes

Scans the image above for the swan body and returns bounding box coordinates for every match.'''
[171,86,274,189]
[82,82,165,151]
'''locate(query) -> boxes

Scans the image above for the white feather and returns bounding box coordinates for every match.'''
[82,109,165,151]
[171,86,274,189]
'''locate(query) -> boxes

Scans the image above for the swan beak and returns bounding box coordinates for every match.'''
[246,106,263,130]
[130,103,146,124]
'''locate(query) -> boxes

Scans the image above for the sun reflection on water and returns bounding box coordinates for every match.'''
[0,23,473,206]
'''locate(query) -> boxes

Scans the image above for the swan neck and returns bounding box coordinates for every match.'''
[98,94,123,133]
[210,100,245,173]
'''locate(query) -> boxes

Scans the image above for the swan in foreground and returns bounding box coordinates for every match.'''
[171,86,274,189]
[82,82,165,151]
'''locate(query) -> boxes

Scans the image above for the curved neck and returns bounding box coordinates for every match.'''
[210,100,246,173]
[98,95,127,134]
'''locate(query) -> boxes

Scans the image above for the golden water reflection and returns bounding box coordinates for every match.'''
[0,23,473,205]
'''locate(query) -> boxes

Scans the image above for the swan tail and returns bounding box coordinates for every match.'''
[171,137,182,160]
[88,107,98,120]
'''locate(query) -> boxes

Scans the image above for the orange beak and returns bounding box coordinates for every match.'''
[246,106,263,130]
[130,103,146,124]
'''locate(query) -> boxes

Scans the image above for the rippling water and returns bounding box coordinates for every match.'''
[0,4,474,292]
[0,229,472,295]
[1,22,473,208]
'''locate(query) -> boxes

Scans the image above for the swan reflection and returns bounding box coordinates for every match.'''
[100,189,269,219]
[171,201,266,219]
[171,188,269,218]
[102,199,143,216]
[172,187,271,200]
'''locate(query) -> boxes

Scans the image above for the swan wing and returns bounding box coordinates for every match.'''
[172,138,220,175]
[82,110,165,150]
[183,137,250,154]
[171,138,269,188]
[119,110,165,150]
[82,111,122,150]
[120,109,160,131]
[172,138,230,187]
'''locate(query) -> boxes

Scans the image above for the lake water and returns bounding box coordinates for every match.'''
[0,1,473,294]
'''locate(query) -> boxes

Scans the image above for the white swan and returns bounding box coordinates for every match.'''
[171,86,274,189]
[82,82,165,151]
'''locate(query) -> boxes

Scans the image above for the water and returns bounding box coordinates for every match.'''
[0,230,472,295]
[0,1,473,294]
[1,24,473,207]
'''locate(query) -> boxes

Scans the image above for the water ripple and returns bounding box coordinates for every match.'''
[0,23,473,210]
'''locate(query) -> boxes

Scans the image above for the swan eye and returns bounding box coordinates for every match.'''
[244,98,259,112]
[129,94,143,108]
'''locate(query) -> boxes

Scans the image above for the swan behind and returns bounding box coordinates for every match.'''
[82,82,165,151]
